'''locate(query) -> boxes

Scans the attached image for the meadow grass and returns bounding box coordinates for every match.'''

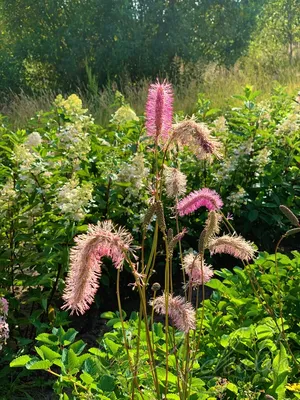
[1,60,300,128]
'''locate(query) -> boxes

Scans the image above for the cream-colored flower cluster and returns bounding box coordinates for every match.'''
[0,179,17,210]
[111,105,139,125]
[226,187,248,209]
[55,178,93,221]
[275,110,300,135]
[117,153,149,203]
[252,147,271,175]
[57,123,91,160]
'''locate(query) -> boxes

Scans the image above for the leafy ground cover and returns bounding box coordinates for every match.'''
[0,82,300,399]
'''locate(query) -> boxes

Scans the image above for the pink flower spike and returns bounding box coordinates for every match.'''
[146,80,173,141]
[177,188,223,217]
[183,253,214,287]
[62,221,135,315]
[208,234,256,261]
[152,293,196,333]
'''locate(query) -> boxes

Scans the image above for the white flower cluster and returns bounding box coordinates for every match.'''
[54,94,93,161]
[21,204,43,227]
[57,123,91,160]
[55,178,93,221]
[117,153,149,203]
[213,140,253,182]
[13,144,51,193]
[252,147,271,175]
[227,187,248,209]
[275,112,300,135]
[111,105,139,125]
[213,116,228,134]
[0,179,17,211]
[25,132,42,148]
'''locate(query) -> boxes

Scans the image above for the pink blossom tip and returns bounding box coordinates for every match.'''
[146,80,173,141]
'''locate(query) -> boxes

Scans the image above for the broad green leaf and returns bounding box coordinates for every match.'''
[67,349,79,370]
[104,338,121,355]
[227,382,238,394]
[270,343,289,400]
[35,346,45,360]
[36,333,59,345]
[62,328,78,345]
[80,372,94,385]
[100,311,116,319]
[98,375,115,392]
[89,348,106,357]
[40,345,61,361]
[26,359,52,370]
[156,367,177,385]
[70,340,86,355]
[10,355,32,368]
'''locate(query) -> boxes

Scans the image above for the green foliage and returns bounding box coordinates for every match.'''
[10,251,300,399]
[1,85,300,398]
[0,0,266,92]
[249,0,300,68]
[189,85,300,250]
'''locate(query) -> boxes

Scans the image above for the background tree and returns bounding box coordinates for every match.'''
[0,0,267,92]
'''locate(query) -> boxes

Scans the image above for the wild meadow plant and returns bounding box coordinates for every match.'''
[59,81,258,399]
[8,82,300,399]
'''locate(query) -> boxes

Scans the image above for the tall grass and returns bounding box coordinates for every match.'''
[1,60,300,128]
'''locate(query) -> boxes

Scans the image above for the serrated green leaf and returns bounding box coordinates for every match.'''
[10,355,32,368]
[80,372,94,385]
[89,348,106,357]
[35,346,45,360]
[67,349,79,371]
[69,340,86,355]
[104,338,121,355]
[26,359,52,370]
[36,333,59,345]
[62,328,78,345]
[40,345,61,361]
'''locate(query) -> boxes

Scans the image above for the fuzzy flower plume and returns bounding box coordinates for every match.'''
[172,119,222,160]
[62,221,134,315]
[199,211,222,251]
[146,80,173,141]
[177,188,223,217]
[208,234,256,261]
[164,166,187,198]
[183,253,214,287]
[152,293,196,333]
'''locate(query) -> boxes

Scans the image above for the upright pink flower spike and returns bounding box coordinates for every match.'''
[177,188,223,217]
[62,221,135,315]
[146,80,173,141]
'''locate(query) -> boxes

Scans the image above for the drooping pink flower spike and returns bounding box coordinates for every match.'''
[177,188,223,217]
[151,293,196,333]
[208,234,256,262]
[146,80,173,141]
[62,221,135,315]
[183,253,214,287]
